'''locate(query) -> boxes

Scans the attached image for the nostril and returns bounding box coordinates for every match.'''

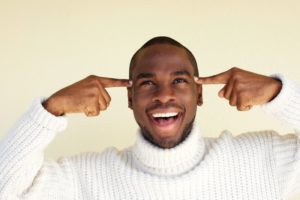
[153,95,175,103]
[152,87,176,103]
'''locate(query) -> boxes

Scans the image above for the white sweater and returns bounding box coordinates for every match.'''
[0,75,300,200]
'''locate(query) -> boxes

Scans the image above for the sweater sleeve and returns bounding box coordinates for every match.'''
[262,74,300,132]
[261,75,300,199]
[0,99,77,199]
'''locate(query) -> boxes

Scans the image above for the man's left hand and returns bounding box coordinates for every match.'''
[195,67,282,111]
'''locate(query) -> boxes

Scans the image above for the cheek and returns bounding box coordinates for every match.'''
[131,90,151,120]
[177,86,198,104]
[132,87,155,106]
[176,88,198,120]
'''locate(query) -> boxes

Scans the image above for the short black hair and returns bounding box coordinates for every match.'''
[129,36,199,79]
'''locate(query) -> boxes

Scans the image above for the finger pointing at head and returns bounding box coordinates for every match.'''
[98,77,132,88]
[194,70,231,85]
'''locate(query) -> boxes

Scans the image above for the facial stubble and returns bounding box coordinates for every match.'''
[137,116,195,149]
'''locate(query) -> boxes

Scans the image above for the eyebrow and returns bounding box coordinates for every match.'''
[135,73,154,80]
[134,70,192,81]
[171,70,192,77]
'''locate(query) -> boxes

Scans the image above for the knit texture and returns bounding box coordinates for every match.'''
[0,75,300,200]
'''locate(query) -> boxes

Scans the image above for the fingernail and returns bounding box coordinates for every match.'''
[194,76,199,82]
[128,80,133,87]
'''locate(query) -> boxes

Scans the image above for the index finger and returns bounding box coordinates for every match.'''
[195,70,231,85]
[98,77,132,88]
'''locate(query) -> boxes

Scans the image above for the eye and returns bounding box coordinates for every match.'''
[173,78,187,84]
[140,80,155,86]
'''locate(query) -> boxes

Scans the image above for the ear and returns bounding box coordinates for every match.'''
[127,87,133,109]
[197,84,203,106]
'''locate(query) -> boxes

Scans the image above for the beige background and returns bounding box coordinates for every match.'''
[0,0,300,199]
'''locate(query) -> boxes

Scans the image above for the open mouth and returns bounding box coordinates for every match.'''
[150,112,182,127]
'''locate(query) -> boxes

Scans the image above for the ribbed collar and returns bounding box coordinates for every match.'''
[131,125,206,176]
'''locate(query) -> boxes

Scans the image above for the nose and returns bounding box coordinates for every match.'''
[152,85,175,104]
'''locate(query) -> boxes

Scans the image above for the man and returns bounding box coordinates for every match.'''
[0,37,299,200]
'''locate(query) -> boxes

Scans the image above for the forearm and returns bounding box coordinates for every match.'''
[0,99,67,198]
[262,75,300,132]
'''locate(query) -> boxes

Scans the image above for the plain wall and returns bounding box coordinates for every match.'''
[1,0,300,199]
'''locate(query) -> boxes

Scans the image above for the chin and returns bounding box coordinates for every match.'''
[139,119,194,149]
[156,139,179,149]
[154,134,181,149]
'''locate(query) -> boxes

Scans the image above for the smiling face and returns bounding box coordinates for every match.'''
[128,44,202,148]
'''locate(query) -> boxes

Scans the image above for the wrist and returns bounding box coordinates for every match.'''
[269,79,282,102]
[42,97,64,116]
[261,74,289,113]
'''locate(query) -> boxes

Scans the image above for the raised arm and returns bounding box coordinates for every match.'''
[0,75,131,199]
[196,67,300,198]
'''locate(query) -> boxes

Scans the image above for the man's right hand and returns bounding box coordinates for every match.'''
[42,75,131,117]
[194,67,282,111]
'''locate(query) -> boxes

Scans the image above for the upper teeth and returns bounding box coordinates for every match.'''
[152,112,178,118]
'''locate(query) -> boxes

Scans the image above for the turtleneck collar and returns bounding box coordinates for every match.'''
[131,125,206,176]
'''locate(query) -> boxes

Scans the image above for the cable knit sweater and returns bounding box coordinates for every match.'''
[0,75,300,200]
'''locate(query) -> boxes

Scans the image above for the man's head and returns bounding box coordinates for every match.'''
[129,36,199,79]
[128,36,203,149]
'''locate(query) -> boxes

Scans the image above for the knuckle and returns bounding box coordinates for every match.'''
[230,67,241,78]
[231,67,240,72]
[87,75,102,87]
[237,106,244,111]
[86,113,94,117]
[88,109,100,117]
[218,90,225,98]
[83,106,92,116]
[98,101,107,110]
[100,105,107,111]
[93,109,100,116]
[87,75,97,80]
[229,100,235,106]
[84,111,92,117]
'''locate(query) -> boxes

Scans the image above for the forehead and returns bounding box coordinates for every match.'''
[132,44,194,79]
